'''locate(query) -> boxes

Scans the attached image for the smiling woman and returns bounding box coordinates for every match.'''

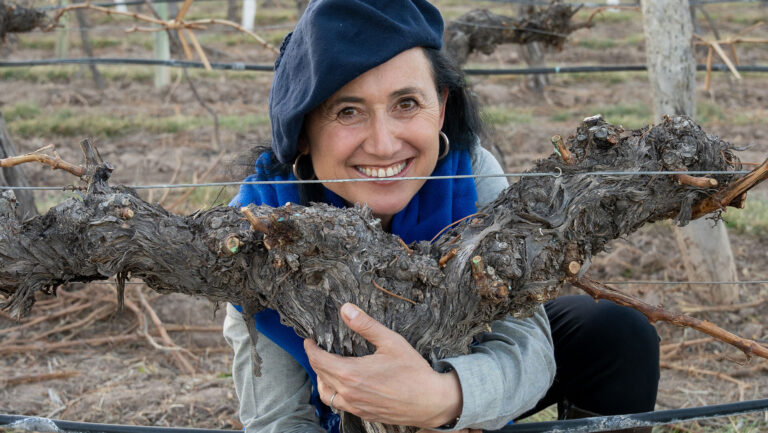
[303,48,445,227]
[223,1,657,433]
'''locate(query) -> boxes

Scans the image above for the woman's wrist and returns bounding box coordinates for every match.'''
[428,369,463,429]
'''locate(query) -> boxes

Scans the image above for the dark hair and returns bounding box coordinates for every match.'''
[240,48,486,205]
[423,47,486,152]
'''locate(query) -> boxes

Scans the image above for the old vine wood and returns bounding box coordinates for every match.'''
[443,3,592,65]
[2,116,768,433]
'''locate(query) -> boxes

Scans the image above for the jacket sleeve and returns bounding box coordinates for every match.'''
[428,145,555,431]
[223,303,326,433]
[433,308,555,430]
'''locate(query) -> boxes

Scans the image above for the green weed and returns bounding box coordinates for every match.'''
[659,415,767,432]
[558,71,647,86]
[697,102,726,124]
[597,103,653,129]
[723,199,768,235]
[2,101,41,122]
[574,9,639,24]
[482,107,533,126]
[551,103,652,129]
[5,106,270,139]
[575,38,619,50]
[219,114,271,133]
[171,185,239,213]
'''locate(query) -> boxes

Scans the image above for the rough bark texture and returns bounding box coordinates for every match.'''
[641,0,739,304]
[0,112,36,219]
[444,2,590,65]
[0,116,748,433]
[0,0,46,40]
[641,0,697,117]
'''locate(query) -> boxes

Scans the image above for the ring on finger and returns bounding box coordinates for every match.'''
[329,391,339,414]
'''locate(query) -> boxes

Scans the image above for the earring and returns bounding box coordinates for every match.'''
[438,131,450,160]
[292,152,315,180]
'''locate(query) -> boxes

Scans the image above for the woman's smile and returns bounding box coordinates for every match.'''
[355,160,409,178]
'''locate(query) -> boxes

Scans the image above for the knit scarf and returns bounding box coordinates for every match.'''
[230,149,477,432]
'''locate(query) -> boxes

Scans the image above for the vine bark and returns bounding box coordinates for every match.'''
[1,116,767,433]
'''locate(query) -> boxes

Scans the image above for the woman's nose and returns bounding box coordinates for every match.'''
[363,114,401,159]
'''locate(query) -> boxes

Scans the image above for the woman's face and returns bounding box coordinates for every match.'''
[303,48,447,228]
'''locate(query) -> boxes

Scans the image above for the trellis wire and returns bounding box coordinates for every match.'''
[37,0,228,11]
[3,58,768,75]
[0,169,754,191]
[41,22,296,33]
[85,279,768,286]
[2,398,768,433]
[477,0,765,7]
[35,0,766,10]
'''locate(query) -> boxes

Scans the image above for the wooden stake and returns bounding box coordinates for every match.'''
[241,0,256,32]
[704,46,713,91]
[153,1,170,89]
[55,0,70,58]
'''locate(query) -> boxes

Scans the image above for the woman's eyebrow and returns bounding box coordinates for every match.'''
[391,87,424,98]
[328,96,365,106]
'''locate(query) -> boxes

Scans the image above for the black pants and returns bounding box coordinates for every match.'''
[519,295,660,419]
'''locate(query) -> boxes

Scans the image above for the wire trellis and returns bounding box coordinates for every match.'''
[3,58,768,75]
[92,279,768,286]
[34,0,768,11]
[0,169,755,191]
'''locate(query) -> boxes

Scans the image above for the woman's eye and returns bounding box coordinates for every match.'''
[397,98,418,111]
[337,107,359,120]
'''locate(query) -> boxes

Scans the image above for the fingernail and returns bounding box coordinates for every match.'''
[341,303,358,320]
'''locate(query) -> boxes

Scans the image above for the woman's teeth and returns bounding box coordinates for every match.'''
[356,161,407,178]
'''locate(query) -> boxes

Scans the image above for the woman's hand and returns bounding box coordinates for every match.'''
[303,303,463,429]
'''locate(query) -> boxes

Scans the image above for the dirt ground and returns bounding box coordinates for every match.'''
[1,1,767,432]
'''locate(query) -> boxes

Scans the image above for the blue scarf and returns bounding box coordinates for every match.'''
[230,149,477,432]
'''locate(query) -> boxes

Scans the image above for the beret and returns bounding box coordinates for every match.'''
[268,0,444,164]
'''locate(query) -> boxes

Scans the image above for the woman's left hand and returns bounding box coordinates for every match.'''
[304,303,463,429]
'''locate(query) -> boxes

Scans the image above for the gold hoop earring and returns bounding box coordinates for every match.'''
[438,131,450,160]
[292,152,315,180]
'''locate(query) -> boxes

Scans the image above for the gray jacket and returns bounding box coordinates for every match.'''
[223,146,556,432]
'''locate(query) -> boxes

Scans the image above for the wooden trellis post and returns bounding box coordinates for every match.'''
[0,112,37,219]
[114,0,128,13]
[641,0,740,304]
[153,1,170,89]
[241,0,256,32]
[55,0,69,58]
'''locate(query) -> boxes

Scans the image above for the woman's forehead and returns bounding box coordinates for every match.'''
[327,48,435,102]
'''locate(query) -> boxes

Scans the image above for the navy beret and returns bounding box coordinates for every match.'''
[268,0,444,164]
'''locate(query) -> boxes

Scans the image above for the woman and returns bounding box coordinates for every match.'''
[224,1,659,432]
